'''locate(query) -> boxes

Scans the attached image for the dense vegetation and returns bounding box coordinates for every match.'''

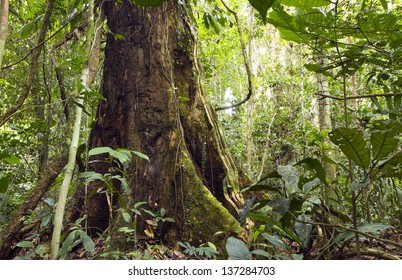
[0,0,401,260]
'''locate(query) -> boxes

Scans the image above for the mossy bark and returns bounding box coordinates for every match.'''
[70,0,248,245]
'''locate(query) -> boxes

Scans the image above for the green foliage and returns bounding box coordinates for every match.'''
[329,128,371,171]
[370,120,401,162]
[329,120,402,180]
[58,216,95,260]
[240,113,401,258]
[15,241,48,260]
[80,147,150,209]
[278,0,330,7]
[178,241,219,259]
[294,214,312,249]
[225,237,252,260]
[331,223,393,247]
[88,146,149,168]
[131,0,166,7]
[248,0,275,24]
[0,173,9,193]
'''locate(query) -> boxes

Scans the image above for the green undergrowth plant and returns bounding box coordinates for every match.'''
[78,146,178,259]
[118,201,175,241]
[79,146,150,211]
[237,114,401,259]
[58,216,95,259]
[14,215,94,260]
[178,241,219,259]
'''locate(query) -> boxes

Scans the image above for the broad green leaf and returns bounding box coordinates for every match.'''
[292,254,304,260]
[296,158,328,187]
[378,150,402,178]
[118,227,136,234]
[16,241,35,248]
[277,165,300,194]
[379,0,388,10]
[162,217,175,223]
[268,197,290,216]
[112,175,128,189]
[88,147,115,157]
[40,214,52,228]
[254,170,281,184]
[277,28,306,43]
[351,179,369,192]
[0,174,9,193]
[133,201,148,209]
[4,154,20,164]
[248,0,275,24]
[251,249,271,258]
[121,210,131,223]
[16,252,36,260]
[304,63,331,76]
[79,171,105,183]
[225,237,252,260]
[59,231,78,260]
[44,197,56,207]
[110,149,131,166]
[203,12,220,34]
[132,151,150,161]
[370,120,400,162]
[84,90,105,100]
[77,82,92,94]
[207,242,217,251]
[247,212,271,223]
[302,178,320,192]
[295,214,312,249]
[360,223,392,234]
[19,21,35,39]
[262,233,289,251]
[278,0,330,7]
[77,230,95,255]
[133,0,166,7]
[331,223,392,246]
[239,195,257,226]
[141,208,156,217]
[329,128,371,171]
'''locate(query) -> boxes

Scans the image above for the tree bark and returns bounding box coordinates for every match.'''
[0,0,9,70]
[71,0,248,246]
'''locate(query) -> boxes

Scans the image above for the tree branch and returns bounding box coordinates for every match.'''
[0,0,55,128]
[315,92,402,101]
[0,8,86,71]
[215,0,253,111]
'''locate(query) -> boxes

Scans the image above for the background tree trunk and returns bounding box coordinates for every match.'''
[71,0,248,246]
[316,57,339,210]
[0,0,9,70]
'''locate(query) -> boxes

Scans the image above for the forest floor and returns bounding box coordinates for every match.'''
[340,228,402,260]
[72,228,402,260]
[9,227,401,260]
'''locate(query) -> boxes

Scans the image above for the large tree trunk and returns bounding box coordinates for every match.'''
[71,0,248,246]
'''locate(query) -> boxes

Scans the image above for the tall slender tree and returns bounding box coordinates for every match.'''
[0,0,8,70]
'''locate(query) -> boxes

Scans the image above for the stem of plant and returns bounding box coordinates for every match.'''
[343,75,361,258]
[50,0,94,259]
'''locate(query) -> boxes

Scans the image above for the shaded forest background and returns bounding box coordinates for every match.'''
[0,0,401,260]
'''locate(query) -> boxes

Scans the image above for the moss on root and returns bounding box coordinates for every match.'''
[180,150,244,248]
